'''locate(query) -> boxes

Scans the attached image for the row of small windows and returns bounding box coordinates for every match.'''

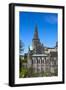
[32,58,57,64]
[32,59,45,64]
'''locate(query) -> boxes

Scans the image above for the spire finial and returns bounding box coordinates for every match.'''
[33,25,39,39]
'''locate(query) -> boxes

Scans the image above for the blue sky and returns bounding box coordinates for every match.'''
[19,12,58,53]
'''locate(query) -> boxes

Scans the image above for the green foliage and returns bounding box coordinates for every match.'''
[19,67,28,78]
[19,40,24,54]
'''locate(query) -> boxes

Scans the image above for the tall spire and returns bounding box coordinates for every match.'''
[33,25,39,40]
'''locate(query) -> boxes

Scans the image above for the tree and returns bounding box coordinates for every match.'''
[19,40,24,72]
[19,40,24,54]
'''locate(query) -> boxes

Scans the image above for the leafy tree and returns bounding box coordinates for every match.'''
[19,40,24,72]
[19,40,24,54]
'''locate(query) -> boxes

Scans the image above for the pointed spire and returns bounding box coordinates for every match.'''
[33,25,39,40]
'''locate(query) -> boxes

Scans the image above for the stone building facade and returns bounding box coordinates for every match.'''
[27,26,58,76]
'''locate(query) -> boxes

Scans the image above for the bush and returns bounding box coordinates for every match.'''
[19,67,28,78]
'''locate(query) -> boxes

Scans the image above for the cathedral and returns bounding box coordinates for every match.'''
[27,25,58,76]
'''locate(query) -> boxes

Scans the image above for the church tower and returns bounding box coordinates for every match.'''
[32,25,44,54]
[33,25,39,40]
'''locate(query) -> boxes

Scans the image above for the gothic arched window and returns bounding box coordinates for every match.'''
[41,57,44,64]
[37,59,40,64]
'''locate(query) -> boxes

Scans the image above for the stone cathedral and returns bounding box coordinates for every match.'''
[27,26,58,76]
[20,26,58,77]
